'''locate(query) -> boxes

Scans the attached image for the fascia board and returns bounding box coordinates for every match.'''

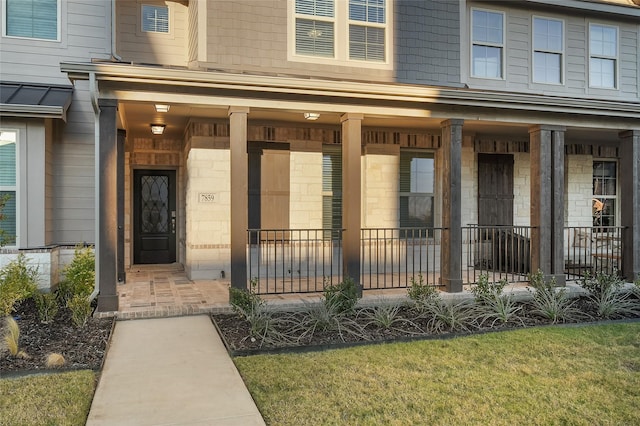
[0,104,66,120]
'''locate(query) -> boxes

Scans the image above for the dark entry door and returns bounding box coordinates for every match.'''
[133,170,176,264]
[478,154,514,226]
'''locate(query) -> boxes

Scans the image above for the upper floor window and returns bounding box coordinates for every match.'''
[295,0,335,57]
[0,130,17,247]
[4,0,58,41]
[533,17,563,84]
[142,4,169,33]
[589,24,617,89]
[471,9,504,79]
[292,0,389,65]
[348,0,386,61]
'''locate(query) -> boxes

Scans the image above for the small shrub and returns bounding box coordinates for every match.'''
[229,279,264,318]
[33,291,59,324]
[476,295,524,328]
[297,300,366,343]
[67,295,92,328]
[45,352,66,368]
[323,276,359,314]
[3,317,28,358]
[581,270,623,298]
[528,270,583,324]
[57,246,95,305]
[588,284,640,320]
[360,303,402,329]
[471,274,507,304]
[424,300,478,333]
[0,254,39,315]
[407,274,439,309]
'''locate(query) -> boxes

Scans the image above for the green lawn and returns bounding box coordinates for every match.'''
[235,323,640,425]
[0,370,96,426]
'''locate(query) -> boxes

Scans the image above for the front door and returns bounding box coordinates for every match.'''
[133,170,176,264]
[478,153,514,226]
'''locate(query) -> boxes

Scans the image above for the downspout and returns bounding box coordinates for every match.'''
[90,72,100,302]
[111,0,123,61]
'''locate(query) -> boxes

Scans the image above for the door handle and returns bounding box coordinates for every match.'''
[171,210,176,234]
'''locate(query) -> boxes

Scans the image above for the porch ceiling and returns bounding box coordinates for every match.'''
[119,100,623,145]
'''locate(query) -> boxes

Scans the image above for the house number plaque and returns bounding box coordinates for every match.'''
[198,193,216,203]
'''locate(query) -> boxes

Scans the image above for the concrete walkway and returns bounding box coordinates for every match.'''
[86,315,265,426]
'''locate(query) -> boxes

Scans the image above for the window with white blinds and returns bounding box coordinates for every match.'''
[142,4,169,33]
[349,0,385,61]
[5,0,58,40]
[0,130,17,246]
[400,150,434,229]
[293,0,388,64]
[322,145,342,238]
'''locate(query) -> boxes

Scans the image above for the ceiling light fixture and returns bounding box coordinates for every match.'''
[150,124,166,135]
[304,112,320,120]
[155,104,170,113]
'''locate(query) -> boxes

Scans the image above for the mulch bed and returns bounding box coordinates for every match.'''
[213,296,640,356]
[0,299,114,375]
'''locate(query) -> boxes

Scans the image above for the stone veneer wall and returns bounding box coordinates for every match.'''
[565,155,593,227]
[289,141,323,229]
[513,152,531,227]
[185,146,231,280]
[362,144,400,228]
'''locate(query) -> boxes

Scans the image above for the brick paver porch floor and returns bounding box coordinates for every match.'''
[114,264,324,319]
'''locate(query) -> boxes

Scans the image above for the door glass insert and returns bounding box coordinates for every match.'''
[141,175,169,233]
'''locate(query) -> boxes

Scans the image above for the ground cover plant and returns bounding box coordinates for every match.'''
[0,370,96,425]
[234,323,640,426]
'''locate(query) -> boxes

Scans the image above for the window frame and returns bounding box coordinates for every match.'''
[532,16,564,85]
[288,0,393,69]
[592,159,618,229]
[2,0,60,42]
[470,7,505,80]
[0,129,20,248]
[141,3,170,34]
[588,23,618,89]
[399,149,435,231]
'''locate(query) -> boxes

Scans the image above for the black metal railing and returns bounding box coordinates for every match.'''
[361,228,443,290]
[463,225,532,284]
[247,229,343,294]
[564,226,624,280]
